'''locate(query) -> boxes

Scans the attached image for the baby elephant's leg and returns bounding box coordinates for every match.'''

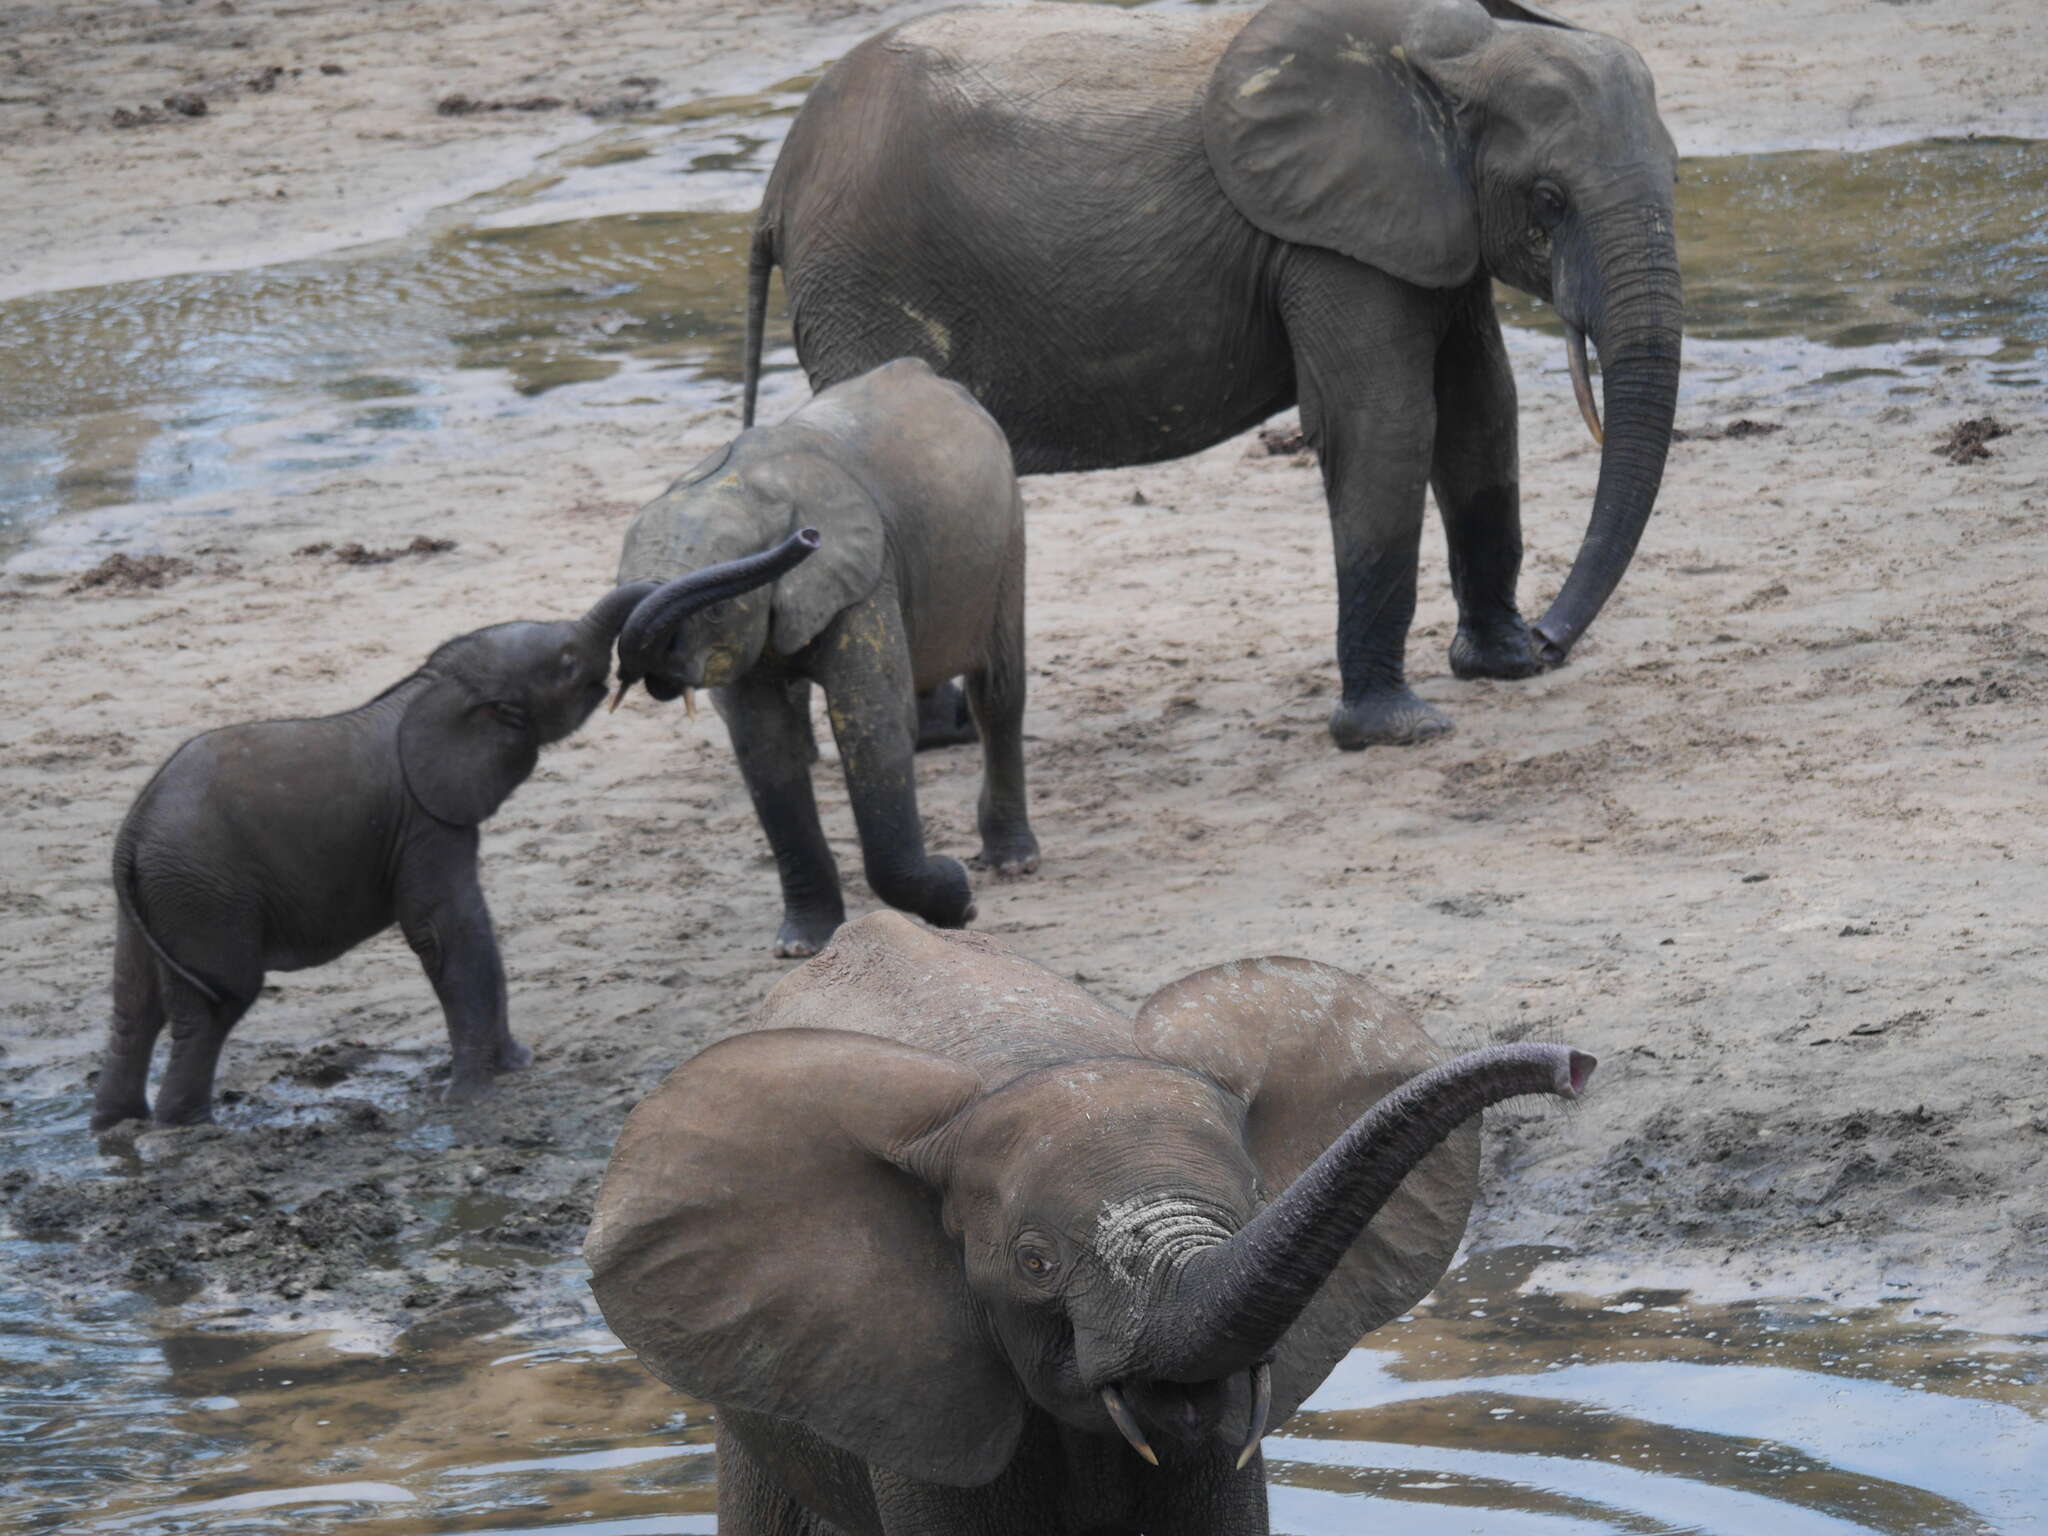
[398,843,522,1104]
[721,673,846,958]
[966,557,1039,877]
[152,971,255,1127]
[820,604,974,929]
[91,908,165,1131]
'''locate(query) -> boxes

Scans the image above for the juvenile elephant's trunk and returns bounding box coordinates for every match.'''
[611,528,821,706]
[1138,1043,1593,1383]
[1532,202,1683,666]
[580,580,661,642]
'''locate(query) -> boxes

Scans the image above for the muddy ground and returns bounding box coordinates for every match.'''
[2,0,2047,1344]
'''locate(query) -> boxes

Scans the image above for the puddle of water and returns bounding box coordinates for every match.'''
[3,1245,2042,1535]
[0,37,2039,561]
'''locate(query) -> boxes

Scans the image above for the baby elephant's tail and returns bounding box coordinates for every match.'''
[112,829,222,1006]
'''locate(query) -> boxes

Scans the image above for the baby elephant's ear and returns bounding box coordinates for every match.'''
[397,675,538,827]
[744,452,887,656]
[585,1028,1026,1487]
[1135,957,1478,1426]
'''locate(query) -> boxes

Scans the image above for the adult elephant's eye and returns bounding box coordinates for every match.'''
[1532,182,1568,230]
[1016,1244,1059,1280]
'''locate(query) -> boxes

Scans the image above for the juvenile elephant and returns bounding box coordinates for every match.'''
[611,357,1038,958]
[587,912,1595,1535]
[743,0,1682,750]
[91,538,811,1132]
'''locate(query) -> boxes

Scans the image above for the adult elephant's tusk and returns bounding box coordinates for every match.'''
[1565,324,1604,447]
[1100,1385,1159,1466]
[1234,1363,1271,1471]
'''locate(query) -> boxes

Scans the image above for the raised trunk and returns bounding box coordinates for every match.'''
[612,527,821,700]
[1531,203,1683,665]
[1141,1043,1592,1382]
[580,580,660,642]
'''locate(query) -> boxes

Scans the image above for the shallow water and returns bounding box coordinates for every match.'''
[4,1246,2042,1535]
[0,46,2043,556]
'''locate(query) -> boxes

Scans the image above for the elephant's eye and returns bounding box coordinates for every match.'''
[1016,1244,1059,1281]
[704,600,732,623]
[559,649,580,677]
[1532,182,1568,230]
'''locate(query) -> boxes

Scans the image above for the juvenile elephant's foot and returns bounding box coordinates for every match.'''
[915,681,979,751]
[495,1038,533,1073]
[872,855,977,930]
[149,1098,217,1128]
[773,906,844,960]
[90,1096,151,1134]
[1328,690,1453,751]
[443,1072,497,1106]
[1450,617,1544,681]
[971,832,1041,879]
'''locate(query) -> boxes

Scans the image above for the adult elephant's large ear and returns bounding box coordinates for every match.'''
[398,675,539,827]
[1134,957,1477,1424]
[584,1028,1025,1487]
[743,452,887,656]
[1204,0,1503,289]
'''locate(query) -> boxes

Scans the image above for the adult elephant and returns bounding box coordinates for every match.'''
[741,0,1682,750]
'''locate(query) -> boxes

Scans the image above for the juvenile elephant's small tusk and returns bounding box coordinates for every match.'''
[608,683,631,713]
[1235,1363,1271,1471]
[1100,1385,1159,1467]
[1565,324,1604,447]
[683,687,697,720]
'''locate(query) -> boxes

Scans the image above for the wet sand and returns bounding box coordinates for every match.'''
[3,0,2047,1342]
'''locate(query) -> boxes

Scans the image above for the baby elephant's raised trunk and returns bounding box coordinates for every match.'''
[610,528,821,707]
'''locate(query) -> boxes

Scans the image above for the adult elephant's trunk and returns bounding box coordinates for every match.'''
[1138,1043,1593,1383]
[1531,202,1683,667]
[610,527,821,706]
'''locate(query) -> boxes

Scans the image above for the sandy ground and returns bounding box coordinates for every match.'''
[3,0,2046,1341]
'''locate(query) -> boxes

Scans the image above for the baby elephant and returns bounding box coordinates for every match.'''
[92,535,814,1133]
[612,357,1037,957]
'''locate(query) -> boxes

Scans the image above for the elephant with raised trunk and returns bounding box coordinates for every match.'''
[91,536,811,1132]
[612,357,1038,958]
[743,0,1682,750]
[587,912,1595,1535]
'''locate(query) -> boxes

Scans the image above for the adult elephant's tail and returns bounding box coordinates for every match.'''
[741,220,775,428]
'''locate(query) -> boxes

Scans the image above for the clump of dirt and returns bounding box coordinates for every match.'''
[436,93,565,116]
[1934,416,2011,463]
[296,535,456,565]
[1673,418,1784,442]
[1908,666,2046,711]
[1256,425,1310,456]
[68,552,194,592]
[111,93,207,127]
[246,65,301,94]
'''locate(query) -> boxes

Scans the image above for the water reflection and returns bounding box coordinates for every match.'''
[4,1245,2042,1535]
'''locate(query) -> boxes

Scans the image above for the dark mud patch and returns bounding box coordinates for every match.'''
[1256,425,1310,456]
[1935,415,2012,463]
[110,93,207,128]
[67,552,194,592]
[295,535,455,565]
[1673,417,1784,442]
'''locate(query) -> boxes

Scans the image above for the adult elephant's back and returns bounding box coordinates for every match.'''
[744,3,1294,472]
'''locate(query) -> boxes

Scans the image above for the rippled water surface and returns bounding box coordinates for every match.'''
[5,1247,2043,1535]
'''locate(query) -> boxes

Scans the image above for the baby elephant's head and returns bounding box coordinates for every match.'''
[610,528,822,710]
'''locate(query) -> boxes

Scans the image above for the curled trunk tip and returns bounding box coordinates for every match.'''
[612,527,821,703]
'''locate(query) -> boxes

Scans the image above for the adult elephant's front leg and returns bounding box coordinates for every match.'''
[814,600,974,930]
[1281,252,1450,751]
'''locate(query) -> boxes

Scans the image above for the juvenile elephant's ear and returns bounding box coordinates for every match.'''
[397,675,538,827]
[1135,957,1477,1424]
[743,452,886,656]
[585,1028,1026,1487]
[1204,0,1500,289]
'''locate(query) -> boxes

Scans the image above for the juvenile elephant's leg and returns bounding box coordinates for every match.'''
[915,680,978,750]
[1434,281,1540,681]
[966,546,1039,877]
[720,673,846,957]
[92,908,165,1130]
[397,841,522,1103]
[816,602,974,929]
[1280,252,1450,750]
[153,971,254,1127]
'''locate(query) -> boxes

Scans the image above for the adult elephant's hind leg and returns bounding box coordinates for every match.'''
[1282,252,1451,750]
[1434,280,1541,681]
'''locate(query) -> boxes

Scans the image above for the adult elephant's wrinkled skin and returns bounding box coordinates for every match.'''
[743,0,1683,750]
[586,912,1596,1535]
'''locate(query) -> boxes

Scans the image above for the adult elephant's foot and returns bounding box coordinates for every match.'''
[915,681,979,751]
[773,906,843,959]
[1449,617,1543,680]
[1328,690,1453,751]
[971,831,1041,879]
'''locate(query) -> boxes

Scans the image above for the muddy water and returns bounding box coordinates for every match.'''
[4,1247,2042,1535]
[2,103,2044,553]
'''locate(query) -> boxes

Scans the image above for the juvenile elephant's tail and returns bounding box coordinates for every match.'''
[740,220,775,429]
[112,820,223,1006]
